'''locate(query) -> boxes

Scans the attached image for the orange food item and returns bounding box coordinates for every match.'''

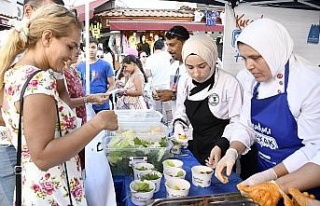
[237,182,281,206]
[238,183,319,206]
[288,188,316,206]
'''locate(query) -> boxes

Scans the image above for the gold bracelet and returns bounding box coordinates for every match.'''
[83,96,88,104]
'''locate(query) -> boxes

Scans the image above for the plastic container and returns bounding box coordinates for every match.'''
[114,109,163,122]
[104,122,172,176]
[191,165,214,187]
[130,180,155,206]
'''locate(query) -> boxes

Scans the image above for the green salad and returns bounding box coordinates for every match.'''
[132,182,153,192]
[140,173,161,181]
[105,130,172,175]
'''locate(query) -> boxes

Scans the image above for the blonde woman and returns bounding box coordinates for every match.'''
[0,4,118,205]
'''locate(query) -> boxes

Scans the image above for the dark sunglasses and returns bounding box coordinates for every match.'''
[165,31,185,40]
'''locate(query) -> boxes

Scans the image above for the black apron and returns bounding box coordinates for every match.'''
[185,91,229,165]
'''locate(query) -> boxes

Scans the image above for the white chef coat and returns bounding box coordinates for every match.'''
[232,18,320,173]
[233,55,320,173]
[174,67,243,140]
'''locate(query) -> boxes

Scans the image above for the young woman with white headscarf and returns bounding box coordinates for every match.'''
[212,18,320,204]
[173,33,243,165]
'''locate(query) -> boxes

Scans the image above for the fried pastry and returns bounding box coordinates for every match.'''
[237,182,281,206]
[288,188,316,206]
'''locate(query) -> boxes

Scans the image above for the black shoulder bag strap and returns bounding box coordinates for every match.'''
[16,70,41,206]
[16,70,73,206]
[56,104,73,205]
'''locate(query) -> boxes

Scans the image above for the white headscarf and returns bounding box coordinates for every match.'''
[182,33,218,83]
[236,18,294,77]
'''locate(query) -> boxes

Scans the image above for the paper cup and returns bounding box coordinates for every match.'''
[191,165,214,187]
[163,167,186,181]
[130,180,155,206]
[132,162,155,180]
[165,178,190,198]
[138,170,163,193]
[162,159,183,172]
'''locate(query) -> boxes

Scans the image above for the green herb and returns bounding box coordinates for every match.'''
[200,171,212,174]
[173,185,180,190]
[164,160,175,167]
[176,171,184,177]
[158,137,167,147]
[136,166,148,171]
[170,184,186,190]
[133,137,151,147]
[140,173,160,180]
[132,182,153,192]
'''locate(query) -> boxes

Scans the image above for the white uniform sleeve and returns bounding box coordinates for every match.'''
[173,75,190,125]
[310,151,320,166]
[230,75,256,154]
[221,74,243,140]
[282,84,320,173]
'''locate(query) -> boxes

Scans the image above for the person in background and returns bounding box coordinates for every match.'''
[173,34,242,165]
[77,37,116,113]
[162,26,190,106]
[64,54,104,171]
[117,55,148,109]
[137,34,151,56]
[145,39,172,121]
[164,26,193,145]
[102,45,115,70]
[138,50,148,69]
[0,4,118,205]
[138,50,153,109]
[115,47,139,80]
[212,18,320,203]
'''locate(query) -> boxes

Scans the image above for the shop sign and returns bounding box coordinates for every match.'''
[90,22,102,39]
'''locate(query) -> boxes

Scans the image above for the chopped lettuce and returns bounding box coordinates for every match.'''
[105,130,172,175]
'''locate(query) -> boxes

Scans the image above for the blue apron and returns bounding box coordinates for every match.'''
[251,62,303,171]
[251,62,320,205]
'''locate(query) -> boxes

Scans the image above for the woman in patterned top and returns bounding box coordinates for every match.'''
[0,4,118,205]
[64,55,87,125]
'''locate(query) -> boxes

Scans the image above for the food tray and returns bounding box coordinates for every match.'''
[114,109,163,122]
[104,122,172,176]
[150,192,257,206]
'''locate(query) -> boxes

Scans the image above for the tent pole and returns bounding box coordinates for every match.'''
[85,1,90,95]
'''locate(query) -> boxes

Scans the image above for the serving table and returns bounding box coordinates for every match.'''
[113,149,243,206]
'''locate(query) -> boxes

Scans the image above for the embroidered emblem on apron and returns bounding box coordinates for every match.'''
[208,93,219,106]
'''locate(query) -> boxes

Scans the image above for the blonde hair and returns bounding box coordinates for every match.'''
[0,4,82,89]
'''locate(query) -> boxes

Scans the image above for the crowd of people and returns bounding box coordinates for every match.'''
[0,1,320,206]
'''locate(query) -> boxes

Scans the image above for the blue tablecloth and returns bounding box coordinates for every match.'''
[114,149,242,206]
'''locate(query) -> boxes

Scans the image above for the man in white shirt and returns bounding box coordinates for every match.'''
[145,40,172,122]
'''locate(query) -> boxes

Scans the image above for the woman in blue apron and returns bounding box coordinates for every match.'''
[173,34,243,165]
[214,18,320,203]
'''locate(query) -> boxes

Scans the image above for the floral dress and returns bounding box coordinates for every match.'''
[2,66,87,206]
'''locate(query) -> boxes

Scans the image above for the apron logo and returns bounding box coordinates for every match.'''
[208,93,219,106]
[255,133,279,149]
